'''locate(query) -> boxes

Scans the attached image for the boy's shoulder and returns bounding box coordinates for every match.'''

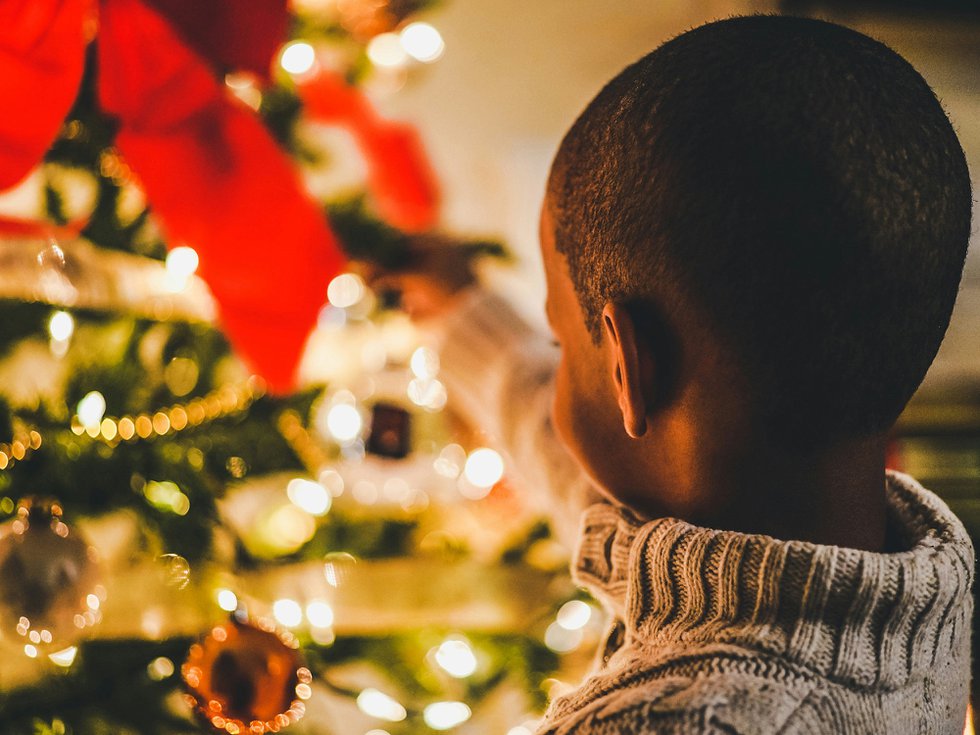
[537,632,970,735]
[538,646,820,735]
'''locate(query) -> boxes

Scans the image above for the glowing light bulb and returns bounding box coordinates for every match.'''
[280,41,316,75]
[165,246,199,279]
[423,701,471,730]
[216,589,238,612]
[463,448,504,488]
[357,688,407,722]
[400,23,444,63]
[49,310,74,342]
[327,273,365,308]
[367,33,408,68]
[77,391,106,429]
[434,638,477,678]
[326,403,362,442]
[287,478,332,516]
[305,600,334,628]
[556,600,592,630]
[272,598,303,628]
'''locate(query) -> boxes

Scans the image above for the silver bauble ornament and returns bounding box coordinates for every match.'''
[0,498,104,655]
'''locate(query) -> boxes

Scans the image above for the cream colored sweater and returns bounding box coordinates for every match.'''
[438,290,974,734]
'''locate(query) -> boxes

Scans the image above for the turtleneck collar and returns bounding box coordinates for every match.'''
[573,470,974,690]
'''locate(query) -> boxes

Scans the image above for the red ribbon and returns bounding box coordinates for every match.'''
[296,70,439,233]
[0,0,91,191]
[97,0,345,393]
[0,1,441,394]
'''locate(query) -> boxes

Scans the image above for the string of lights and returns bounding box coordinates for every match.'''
[69,377,265,444]
[0,426,42,470]
[277,409,331,475]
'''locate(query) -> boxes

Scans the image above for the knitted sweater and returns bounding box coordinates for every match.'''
[438,290,975,734]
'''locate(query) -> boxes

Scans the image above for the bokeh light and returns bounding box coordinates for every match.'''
[326,403,363,442]
[357,688,407,722]
[433,638,478,678]
[367,33,408,68]
[287,478,332,516]
[77,391,107,429]
[49,310,74,342]
[48,646,78,668]
[400,22,445,63]
[544,621,584,652]
[280,41,316,75]
[463,448,504,488]
[556,600,592,630]
[216,589,238,612]
[272,598,303,628]
[165,246,199,279]
[305,599,334,628]
[327,273,366,308]
[410,346,440,379]
[423,701,471,730]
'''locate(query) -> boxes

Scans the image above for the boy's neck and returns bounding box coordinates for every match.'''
[634,432,890,553]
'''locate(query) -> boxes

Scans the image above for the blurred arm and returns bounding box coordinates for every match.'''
[436,288,597,545]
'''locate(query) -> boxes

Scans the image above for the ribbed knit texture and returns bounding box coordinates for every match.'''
[539,471,974,734]
[437,290,975,734]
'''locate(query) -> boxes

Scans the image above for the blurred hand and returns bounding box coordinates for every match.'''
[356,233,477,321]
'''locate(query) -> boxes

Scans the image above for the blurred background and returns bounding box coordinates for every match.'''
[381,0,980,389]
[0,1,976,734]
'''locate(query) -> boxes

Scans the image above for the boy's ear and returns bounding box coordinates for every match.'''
[601,302,653,439]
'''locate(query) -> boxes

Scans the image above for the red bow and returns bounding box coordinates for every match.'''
[0,0,439,393]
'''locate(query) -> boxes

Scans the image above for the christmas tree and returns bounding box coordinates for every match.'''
[0,2,602,732]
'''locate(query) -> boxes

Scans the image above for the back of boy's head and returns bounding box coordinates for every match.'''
[548,15,972,444]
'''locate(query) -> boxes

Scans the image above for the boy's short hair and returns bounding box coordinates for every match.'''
[548,15,972,442]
